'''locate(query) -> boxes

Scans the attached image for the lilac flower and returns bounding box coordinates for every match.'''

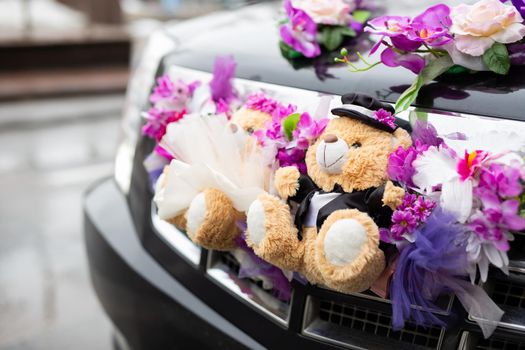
[150,74,200,109]
[478,163,523,198]
[280,0,321,58]
[372,108,396,129]
[245,93,297,119]
[387,146,418,187]
[380,47,426,74]
[209,55,237,104]
[412,120,443,147]
[391,210,418,239]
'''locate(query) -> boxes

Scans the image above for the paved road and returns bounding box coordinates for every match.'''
[0,94,124,350]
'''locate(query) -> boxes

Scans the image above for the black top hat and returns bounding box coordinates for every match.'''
[331,93,406,133]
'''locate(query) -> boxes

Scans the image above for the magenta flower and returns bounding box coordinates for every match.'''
[373,108,396,129]
[366,16,412,38]
[391,210,418,239]
[412,120,443,147]
[412,196,437,221]
[406,4,452,47]
[150,74,200,109]
[478,163,523,198]
[245,93,297,119]
[209,55,237,104]
[457,150,489,181]
[292,113,329,148]
[280,0,321,58]
[380,47,426,74]
[387,146,418,187]
[142,108,186,140]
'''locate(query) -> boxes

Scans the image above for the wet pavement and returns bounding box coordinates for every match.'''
[0,94,124,350]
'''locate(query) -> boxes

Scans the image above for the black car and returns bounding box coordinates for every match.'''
[84,2,525,349]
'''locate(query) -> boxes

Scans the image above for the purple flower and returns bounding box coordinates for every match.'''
[412,196,437,221]
[478,163,523,198]
[366,15,412,38]
[372,108,396,129]
[380,47,426,74]
[277,147,308,173]
[391,210,418,239]
[412,120,443,147]
[292,113,329,149]
[406,4,452,47]
[280,0,321,58]
[209,55,237,104]
[387,146,418,187]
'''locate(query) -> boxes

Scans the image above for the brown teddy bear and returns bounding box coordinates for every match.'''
[245,94,412,293]
[155,107,273,251]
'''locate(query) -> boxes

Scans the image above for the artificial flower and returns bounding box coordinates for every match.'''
[411,120,444,147]
[245,93,297,119]
[387,146,418,187]
[372,108,396,129]
[380,48,426,74]
[405,4,453,47]
[450,0,525,56]
[292,0,353,25]
[142,108,186,141]
[457,150,489,181]
[209,55,237,104]
[280,0,321,58]
[150,74,200,110]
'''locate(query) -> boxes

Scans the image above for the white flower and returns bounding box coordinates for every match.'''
[292,0,354,25]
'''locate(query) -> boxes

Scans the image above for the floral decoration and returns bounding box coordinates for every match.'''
[380,120,525,336]
[338,0,525,112]
[279,0,373,59]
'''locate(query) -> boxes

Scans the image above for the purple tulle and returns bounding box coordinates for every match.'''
[234,222,292,302]
[391,208,468,329]
[209,55,237,103]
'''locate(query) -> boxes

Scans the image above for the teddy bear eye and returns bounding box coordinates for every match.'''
[246,127,254,134]
[352,142,362,148]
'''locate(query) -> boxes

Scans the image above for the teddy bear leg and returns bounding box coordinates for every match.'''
[315,209,385,293]
[300,228,325,285]
[186,188,240,250]
[246,192,304,272]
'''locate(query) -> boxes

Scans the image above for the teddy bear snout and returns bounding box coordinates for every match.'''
[316,137,349,174]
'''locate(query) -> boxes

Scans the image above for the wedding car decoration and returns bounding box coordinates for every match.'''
[381,120,525,337]
[279,0,373,59]
[337,0,525,112]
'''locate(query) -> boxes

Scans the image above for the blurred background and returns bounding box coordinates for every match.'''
[0,1,256,349]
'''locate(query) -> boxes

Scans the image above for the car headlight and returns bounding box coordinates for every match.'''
[114,28,178,194]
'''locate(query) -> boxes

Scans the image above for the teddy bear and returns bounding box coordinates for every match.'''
[154,106,274,251]
[245,93,412,293]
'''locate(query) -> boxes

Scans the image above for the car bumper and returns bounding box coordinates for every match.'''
[83,178,263,350]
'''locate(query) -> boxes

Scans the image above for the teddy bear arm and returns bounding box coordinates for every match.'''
[382,181,406,210]
[274,166,301,200]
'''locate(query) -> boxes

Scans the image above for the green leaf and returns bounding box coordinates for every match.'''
[320,27,344,51]
[283,113,301,140]
[352,10,371,24]
[395,55,454,113]
[279,41,303,59]
[446,64,469,75]
[340,26,357,37]
[482,43,510,75]
[408,110,428,126]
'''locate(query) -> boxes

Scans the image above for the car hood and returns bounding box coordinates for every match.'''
[162,1,525,121]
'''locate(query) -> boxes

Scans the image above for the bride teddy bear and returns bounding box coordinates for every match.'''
[246,93,413,293]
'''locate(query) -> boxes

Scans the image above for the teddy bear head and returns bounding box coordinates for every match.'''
[305,94,412,193]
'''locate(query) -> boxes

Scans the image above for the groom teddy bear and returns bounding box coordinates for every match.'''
[246,93,412,293]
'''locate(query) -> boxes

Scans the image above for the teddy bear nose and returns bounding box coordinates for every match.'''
[323,134,338,143]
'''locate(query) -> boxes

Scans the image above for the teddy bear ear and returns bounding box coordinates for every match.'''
[392,127,412,149]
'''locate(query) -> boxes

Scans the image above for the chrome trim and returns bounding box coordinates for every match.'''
[150,202,201,266]
[457,331,470,350]
[206,250,291,326]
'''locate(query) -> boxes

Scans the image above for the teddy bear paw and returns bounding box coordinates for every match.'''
[323,219,368,266]
[186,188,239,250]
[246,192,304,271]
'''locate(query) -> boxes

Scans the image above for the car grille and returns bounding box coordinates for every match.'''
[491,279,525,309]
[460,332,525,350]
[316,299,443,349]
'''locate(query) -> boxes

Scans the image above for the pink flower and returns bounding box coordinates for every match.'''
[292,113,329,149]
[150,74,200,110]
[142,108,186,140]
[280,0,321,58]
[450,0,525,56]
[245,93,297,119]
[457,150,489,181]
[478,163,523,198]
[391,210,418,239]
[373,108,396,129]
[387,146,418,187]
